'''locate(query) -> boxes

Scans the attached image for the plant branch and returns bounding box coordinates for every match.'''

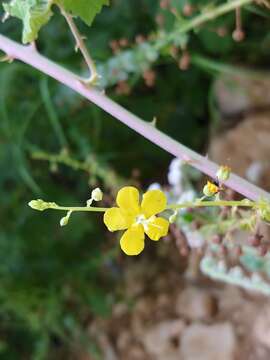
[167,199,254,210]
[59,6,98,85]
[0,34,269,201]
[30,198,254,215]
[174,0,252,35]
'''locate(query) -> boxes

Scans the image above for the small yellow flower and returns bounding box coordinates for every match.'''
[103,186,169,256]
[203,181,219,197]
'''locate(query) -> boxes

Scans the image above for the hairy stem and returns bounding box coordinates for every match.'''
[59,6,98,85]
[0,34,269,201]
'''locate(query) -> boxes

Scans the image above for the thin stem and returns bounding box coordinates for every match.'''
[174,0,252,35]
[59,6,98,85]
[235,7,242,31]
[153,0,253,50]
[52,205,108,212]
[0,34,269,201]
[45,199,255,215]
[167,200,255,211]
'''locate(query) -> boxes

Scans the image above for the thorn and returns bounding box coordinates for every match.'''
[182,155,196,164]
[78,73,99,88]
[28,41,37,51]
[0,54,14,63]
[150,117,157,127]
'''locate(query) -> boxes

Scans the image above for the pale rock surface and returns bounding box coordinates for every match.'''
[175,287,217,321]
[214,74,270,117]
[142,319,185,359]
[253,305,270,349]
[209,113,270,191]
[180,323,236,360]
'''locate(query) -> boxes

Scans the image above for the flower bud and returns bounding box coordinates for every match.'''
[60,210,72,227]
[91,187,103,202]
[60,216,69,227]
[169,210,178,224]
[216,165,231,182]
[257,199,270,222]
[203,181,219,197]
[28,199,56,211]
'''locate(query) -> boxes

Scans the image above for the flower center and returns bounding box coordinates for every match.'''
[135,214,153,231]
[135,214,148,226]
[135,214,160,232]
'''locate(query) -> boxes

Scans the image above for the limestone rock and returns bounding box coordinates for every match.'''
[180,323,236,360]
[175,287,217,321]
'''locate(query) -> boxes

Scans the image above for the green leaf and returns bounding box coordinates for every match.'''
[3,0,53,44]
[60,0,109,25]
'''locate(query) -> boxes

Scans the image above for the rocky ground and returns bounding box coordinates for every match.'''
[88,247,270,360]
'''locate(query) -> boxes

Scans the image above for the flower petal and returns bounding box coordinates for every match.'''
[141,189,167,218]
[104,207,133,232]
[145,216,169,241]
[116,186,140,214]
[120,225,145,256]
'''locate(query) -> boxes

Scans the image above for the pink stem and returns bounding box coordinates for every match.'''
[0,34,269,201]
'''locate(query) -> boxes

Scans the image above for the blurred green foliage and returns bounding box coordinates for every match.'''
[1,0,270,358]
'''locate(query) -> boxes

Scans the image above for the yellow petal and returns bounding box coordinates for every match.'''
[120,225,145,256]
[145,216,169,241]
[116,186,140,214]
[141,189,167,218]
[104,207,133,232]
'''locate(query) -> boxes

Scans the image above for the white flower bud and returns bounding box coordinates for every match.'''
[60,210,72,227]
[60,216,69,227]
[91,188,103,202]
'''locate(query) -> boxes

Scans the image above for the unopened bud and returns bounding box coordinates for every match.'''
[28,199,56,211]
[216,165,231,182]
[169,210,178,223]
[60,210,72,227]
[91,188,103,202]
[60,216,69,227]
[232,29,245,42]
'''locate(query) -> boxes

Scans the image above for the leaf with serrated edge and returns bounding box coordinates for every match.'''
[60,0,109,25]
[3,0,53,43]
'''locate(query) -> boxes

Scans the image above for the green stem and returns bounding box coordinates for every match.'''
[175,0,252,34]
[155,0,253,50]
[167,199,254,210]
[51,205,108,212]
[42,199,254,214]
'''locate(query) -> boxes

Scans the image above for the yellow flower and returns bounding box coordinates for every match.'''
[203,181,219,197]
[103,186,169,256]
